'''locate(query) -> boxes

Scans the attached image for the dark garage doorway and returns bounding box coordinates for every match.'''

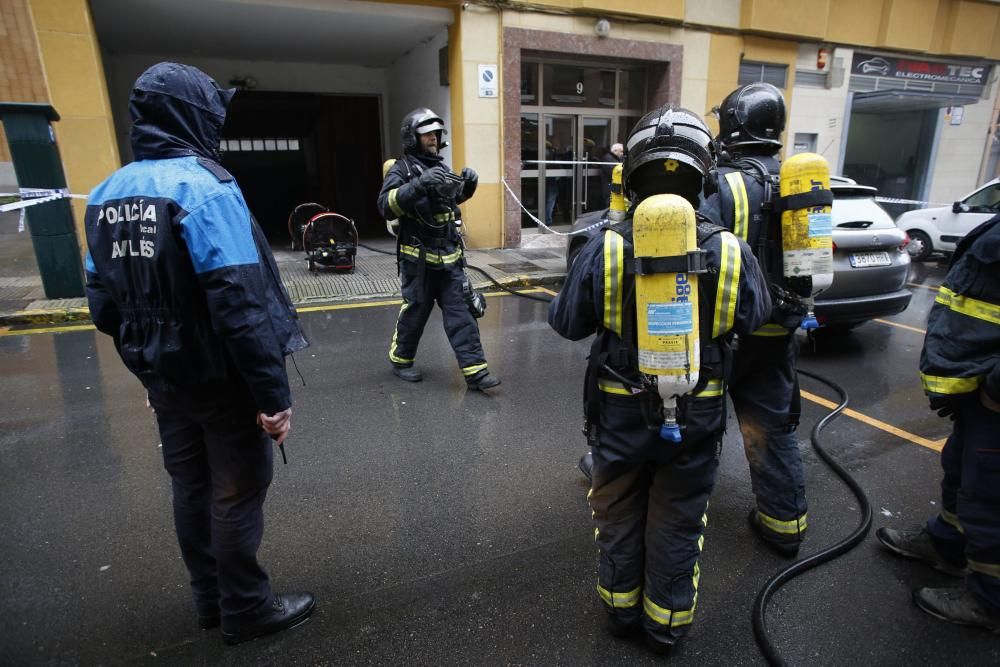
[220,91,385,246]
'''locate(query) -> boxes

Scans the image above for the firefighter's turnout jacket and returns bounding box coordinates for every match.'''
[376,152,487,378]
[919,213,1000,612]
[548,211,770,644]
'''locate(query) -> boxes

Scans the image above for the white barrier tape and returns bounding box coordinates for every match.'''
[501,178,608,237]
[522,160,620,166]
[0,189,88,231]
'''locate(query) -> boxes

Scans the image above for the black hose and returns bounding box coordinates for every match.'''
[357,242,396,255]
[465,264,555,303]
[752,368,872,667]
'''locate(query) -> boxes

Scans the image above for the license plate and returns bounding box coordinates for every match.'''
[849,251,891,268]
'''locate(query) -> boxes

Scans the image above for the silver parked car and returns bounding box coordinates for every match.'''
[565,176,911,331]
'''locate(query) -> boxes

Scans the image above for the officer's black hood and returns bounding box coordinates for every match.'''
[129,62,235,162]
[405,145,445,168]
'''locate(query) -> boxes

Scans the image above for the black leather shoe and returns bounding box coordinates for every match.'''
[199,614,221,630]
[578,451,593,482]
[221,592,316,645]
[605,613,639,638]
[644,631,676,656]
[467,372,501,391]
[392,365,422,382]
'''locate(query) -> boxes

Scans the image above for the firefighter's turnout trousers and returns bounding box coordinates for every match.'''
[730,331,807,539]
[389,249,487,379]
[589,392,723,645]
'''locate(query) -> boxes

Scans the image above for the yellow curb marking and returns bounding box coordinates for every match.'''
[874,318,927,335]
[1,288,553,336]
[800,389,947,452]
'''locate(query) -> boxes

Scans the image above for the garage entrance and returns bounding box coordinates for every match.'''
[220,92,383,244]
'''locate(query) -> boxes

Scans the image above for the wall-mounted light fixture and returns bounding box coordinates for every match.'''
[594,18,610,39]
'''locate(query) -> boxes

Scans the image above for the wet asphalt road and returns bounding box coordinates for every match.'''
[2,258,999,666]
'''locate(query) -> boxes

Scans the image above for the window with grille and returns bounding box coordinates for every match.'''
[739,61,788,89]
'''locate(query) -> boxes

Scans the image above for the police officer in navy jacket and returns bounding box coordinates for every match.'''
[84,62,314,644]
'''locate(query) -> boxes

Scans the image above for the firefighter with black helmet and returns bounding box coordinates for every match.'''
[704,82,810,556]
[377,108,499,390]
[548,106,771,654]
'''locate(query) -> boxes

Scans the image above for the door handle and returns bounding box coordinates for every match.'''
[581,152,589,208]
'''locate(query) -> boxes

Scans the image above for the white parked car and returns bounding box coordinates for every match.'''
[896,178,1000,260]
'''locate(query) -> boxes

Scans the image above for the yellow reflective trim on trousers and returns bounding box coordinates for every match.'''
[941,509,964,533]
[388,188,405,218]
[694,379,723,397]
[643,594,696,627]
[389,302,413,364]
[602,231,624,336]
[936,286,1000,325]
[968,559,1000,579]
[597,584,641,609]
[712,232,742,338]
[399,244,463,265]
[598,380,632,395]
[752,323,793,337]
[725,172,749,241]
[462,363,488,377]
[433,211,455,222]
[757,510,808,535]
[920,372,982,395]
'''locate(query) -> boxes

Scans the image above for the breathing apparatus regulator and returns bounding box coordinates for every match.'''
[632,194,708,442]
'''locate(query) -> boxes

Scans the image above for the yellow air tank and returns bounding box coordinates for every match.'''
[779,153,833,327]
[633,194,700,442]
[609,164,626,223]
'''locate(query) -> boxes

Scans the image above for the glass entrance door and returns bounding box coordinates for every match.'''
[578,116,613,215]
[542,114,576,227]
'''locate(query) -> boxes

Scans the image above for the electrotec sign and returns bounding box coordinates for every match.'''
[852,52,988,85]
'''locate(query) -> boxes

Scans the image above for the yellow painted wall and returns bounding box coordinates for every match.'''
[826,0,884,47]
[706,33,743,136]
[942,1,999,57]
[878,0,939,51]
[741,0,830,40]
[28,0,119,237]
[580,0,684,20]
[451,6,504,249]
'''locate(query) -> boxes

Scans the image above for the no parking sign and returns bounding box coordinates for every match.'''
[478,64,498,98]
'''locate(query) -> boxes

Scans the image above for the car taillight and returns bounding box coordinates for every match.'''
[831,241,837,251]
[898,233,910,251]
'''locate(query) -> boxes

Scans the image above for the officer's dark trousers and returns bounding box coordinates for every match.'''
[389,258,487,378]
[589,394,721,645]
[925,396,1000,612]
[729,333,807,536]
[148,383,274,622]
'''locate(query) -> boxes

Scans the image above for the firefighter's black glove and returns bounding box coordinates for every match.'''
[415,166,448,194]
[929,395,960,422]
[459,167,479,201]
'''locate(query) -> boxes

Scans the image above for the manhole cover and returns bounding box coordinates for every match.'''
[488,262,542,274]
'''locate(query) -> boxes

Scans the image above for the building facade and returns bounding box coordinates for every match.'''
[2,0,998,248]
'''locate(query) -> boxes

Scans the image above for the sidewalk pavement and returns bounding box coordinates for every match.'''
[0,232,570,326]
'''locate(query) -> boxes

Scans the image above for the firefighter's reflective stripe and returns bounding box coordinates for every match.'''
[725,172,749,241]
[694,379,723,398]
[602,230,625,336]
[389,303,413,364]
[920,372,983,395]
[597,584,641,609]
[712,232,743,338]
[935,286,1000,325]
[942,508,964,533]
[433,211,455,223]
[598,379,632,395]
[399,244,463,265]
[643,564,699,628]
[462,362,488,377]
[387,188,405,218]
[969,559,1000,579]
[751,322,792,337]
[757,510,808,535]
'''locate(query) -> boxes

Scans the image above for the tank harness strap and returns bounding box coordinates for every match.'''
[627,251,709,275]
[776,189,833,212]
